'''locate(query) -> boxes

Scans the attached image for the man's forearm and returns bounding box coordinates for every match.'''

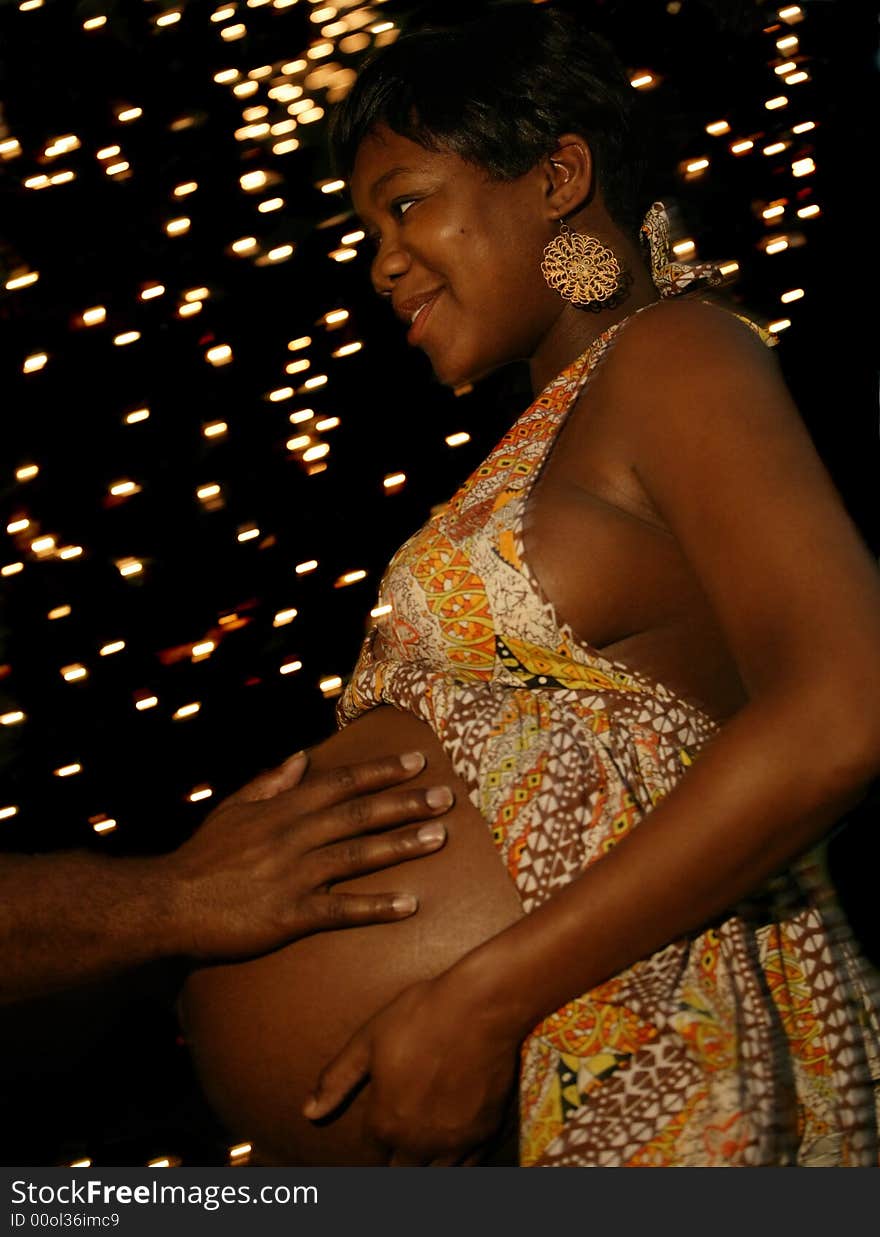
[0,851,179,1004]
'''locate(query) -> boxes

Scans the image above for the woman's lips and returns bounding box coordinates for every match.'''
[406,291,443,346]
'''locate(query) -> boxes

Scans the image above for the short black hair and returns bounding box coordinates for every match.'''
[329,5,650,240]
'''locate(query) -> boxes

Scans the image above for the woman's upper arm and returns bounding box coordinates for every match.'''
[610,300,880,747]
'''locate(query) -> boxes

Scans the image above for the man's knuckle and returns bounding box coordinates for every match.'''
[321,895,351,925]
[339,838,366,868]
[343,795,373,830]
[330,764,358,793]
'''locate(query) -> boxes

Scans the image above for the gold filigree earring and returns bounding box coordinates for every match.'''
[540,220,621,308]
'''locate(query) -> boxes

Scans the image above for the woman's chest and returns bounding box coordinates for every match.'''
[521,414,747,721]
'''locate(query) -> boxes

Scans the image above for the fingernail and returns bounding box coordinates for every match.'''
[417,822,446,846]
[302,1095,319,1118]
[425,785,453,810]
[391,893,418,914]
[400,750,426,772]
[284,749,308,770]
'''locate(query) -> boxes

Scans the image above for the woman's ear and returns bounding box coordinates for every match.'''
[543,134,594,220]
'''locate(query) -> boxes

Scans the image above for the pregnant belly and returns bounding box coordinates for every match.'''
[179,704,524,1166]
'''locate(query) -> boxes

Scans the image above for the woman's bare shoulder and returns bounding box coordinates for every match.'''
[614,295,777,376]
[598,294,795,450]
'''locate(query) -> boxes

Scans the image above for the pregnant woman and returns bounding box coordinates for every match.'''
[181,7,880,1167]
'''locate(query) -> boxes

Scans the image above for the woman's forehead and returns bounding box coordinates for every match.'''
[350,127,450,201]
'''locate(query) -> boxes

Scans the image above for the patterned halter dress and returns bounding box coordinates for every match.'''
[336,207,880,1167]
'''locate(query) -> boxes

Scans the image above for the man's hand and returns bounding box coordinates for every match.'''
[162,748,453,961]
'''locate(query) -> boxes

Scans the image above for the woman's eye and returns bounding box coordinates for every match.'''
[393,197,418,218]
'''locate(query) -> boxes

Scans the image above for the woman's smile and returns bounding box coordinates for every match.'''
[350,126,562,387]
[404,289,444,346]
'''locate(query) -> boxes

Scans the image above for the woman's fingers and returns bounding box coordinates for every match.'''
[303,1034,371,1120]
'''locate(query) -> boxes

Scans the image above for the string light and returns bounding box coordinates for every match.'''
[302,443,329,462]
[6,271,39,291]
[334,569,366,587]
[173,703,201,720]
[61,665,88,682]
[54,763,83,778]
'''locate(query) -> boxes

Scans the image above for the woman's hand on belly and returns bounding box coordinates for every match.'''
[303,972,520,1166]
[160,747,454,963]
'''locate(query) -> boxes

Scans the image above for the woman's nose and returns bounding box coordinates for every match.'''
[371,239,411,295]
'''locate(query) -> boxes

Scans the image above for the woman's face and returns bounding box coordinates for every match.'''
[350,126,561,387]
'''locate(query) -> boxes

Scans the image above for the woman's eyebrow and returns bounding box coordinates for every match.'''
[369,165,414,200]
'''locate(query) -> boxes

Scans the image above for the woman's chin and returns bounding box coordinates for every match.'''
[428,350,493,390]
